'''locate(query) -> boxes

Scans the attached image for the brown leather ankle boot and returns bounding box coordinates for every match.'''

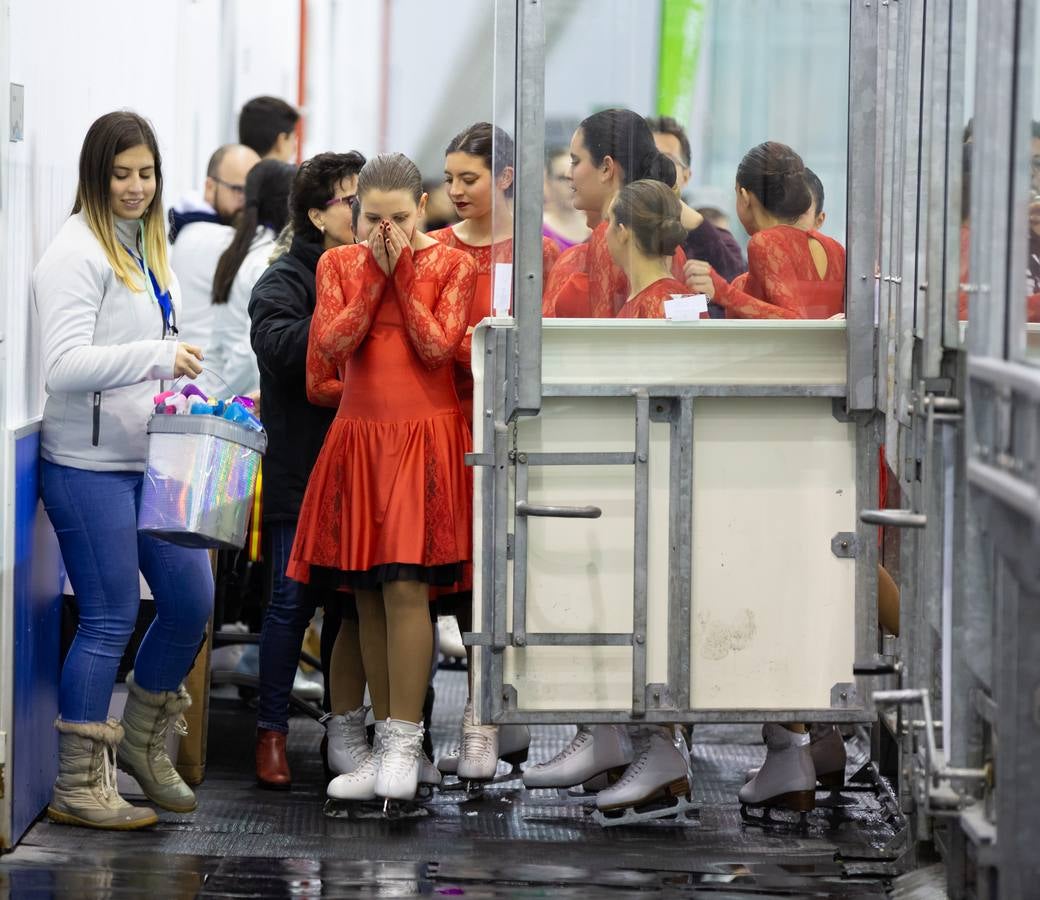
[256,728,291,790]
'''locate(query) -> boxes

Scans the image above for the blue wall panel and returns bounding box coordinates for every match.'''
[11,429,63,844]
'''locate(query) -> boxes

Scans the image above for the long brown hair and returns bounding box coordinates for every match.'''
[211,159,295,305]
[72,111,171,292]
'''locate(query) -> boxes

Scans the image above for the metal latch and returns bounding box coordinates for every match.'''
[873,689,988,808]
[515,501,602,519]
[860,509,927,528]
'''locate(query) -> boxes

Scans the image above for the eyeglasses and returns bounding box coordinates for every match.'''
[662,153,690,171]
[325,194,357,209]
[212,177,245,195]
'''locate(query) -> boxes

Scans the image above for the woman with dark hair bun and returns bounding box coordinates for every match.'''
[685,142,845,319]
[427,121,562,784]
[543,108,688,318]
[429,122,559,420]
[247,151,370,790]
[607,180,692,318]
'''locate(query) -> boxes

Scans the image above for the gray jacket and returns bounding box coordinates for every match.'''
[33,212,180,472]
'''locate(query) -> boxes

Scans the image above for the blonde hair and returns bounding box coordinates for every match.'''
[72,112,172,293]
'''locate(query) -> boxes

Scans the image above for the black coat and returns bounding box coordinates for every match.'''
[248,235,337,522]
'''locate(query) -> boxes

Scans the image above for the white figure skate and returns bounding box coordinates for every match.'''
[326,720,385,803]
[743,724,847,793]
[522,724,633,790]
[739,724,816,829]
[439,701,529,788]
[375,719,425,808]
[324,706,371,775]
[592,726,697,827]
[436,615,467,660]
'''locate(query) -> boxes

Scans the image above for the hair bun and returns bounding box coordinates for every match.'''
[652,217,687,256]
[641,150,677,190]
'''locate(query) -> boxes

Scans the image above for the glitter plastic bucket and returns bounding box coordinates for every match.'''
[139,414,267,549]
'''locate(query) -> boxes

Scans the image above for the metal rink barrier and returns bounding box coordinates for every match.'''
[468,320,881,727]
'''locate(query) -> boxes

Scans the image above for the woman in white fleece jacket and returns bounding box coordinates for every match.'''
[33,111,214,831]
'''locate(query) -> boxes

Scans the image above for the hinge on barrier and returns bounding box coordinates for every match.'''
[831,683,858,707]
[831,532,858,558]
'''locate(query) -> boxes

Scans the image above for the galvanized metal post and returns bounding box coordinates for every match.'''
[847,0,880,411]
[510,0,544,418]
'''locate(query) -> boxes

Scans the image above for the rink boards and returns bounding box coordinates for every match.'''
[471,320,863,719]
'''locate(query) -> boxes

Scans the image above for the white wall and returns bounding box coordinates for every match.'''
[0,0,299,428]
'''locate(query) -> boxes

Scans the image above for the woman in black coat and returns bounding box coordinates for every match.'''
[248,151,368,788]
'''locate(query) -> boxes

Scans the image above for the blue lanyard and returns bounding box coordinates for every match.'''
[121,234,176,336]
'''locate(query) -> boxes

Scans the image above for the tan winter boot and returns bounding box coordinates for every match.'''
[47,718,158,830]
[117,672,196,813]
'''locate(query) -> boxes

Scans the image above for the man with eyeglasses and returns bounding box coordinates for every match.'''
[169,143,261,350]
[646,116,746,295]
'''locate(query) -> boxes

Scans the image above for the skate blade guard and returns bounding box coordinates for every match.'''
[740,789,815,831]
[592,791,699,827]
[323,797,430,821]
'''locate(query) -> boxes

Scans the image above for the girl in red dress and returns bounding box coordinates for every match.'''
[288,153,477,805]
[427,123,559,781]
[606,179,693,319]
[684,142,846,817]
[684,142,845,320]
[543,108,687,318]
[428,122,559,420]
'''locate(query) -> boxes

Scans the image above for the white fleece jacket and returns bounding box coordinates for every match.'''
[33,213,180,471]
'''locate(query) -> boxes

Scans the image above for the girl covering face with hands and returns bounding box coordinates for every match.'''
[288,153,476,808]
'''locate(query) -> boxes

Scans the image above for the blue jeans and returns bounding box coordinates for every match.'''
[41,460,214,723]
[257,520,320,732]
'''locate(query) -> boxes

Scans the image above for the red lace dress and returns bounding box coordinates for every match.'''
[427,226,559,418]
[543,221,686,317]
[616,277,696,319]
[287,242,477,589]
[708,226,845,319]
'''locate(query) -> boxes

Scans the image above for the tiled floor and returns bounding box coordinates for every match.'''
[0,668,912,897]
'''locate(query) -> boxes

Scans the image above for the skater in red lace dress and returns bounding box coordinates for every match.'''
[428,122,559,419]
[607,180,692,319]
[542,108,688,318]
[683,142,845,320]
[288,153,476,805]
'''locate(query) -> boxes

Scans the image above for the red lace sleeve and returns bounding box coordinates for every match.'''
[393,246,477,368]
[306,249,384,404]
[713,233,804,320]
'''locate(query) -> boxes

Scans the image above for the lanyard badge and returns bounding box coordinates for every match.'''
[122,222,177,338]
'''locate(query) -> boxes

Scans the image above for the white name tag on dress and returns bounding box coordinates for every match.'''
[663,294,709,320]
[493,263,513,317]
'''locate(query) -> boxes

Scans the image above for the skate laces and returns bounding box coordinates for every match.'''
[534,729,591,769]
[334,708,372,757]
[613,751,648,788]
[460,726,494,761]
[382,727,423,780]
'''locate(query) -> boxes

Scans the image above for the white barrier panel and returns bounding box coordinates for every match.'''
[474,321,857,716]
